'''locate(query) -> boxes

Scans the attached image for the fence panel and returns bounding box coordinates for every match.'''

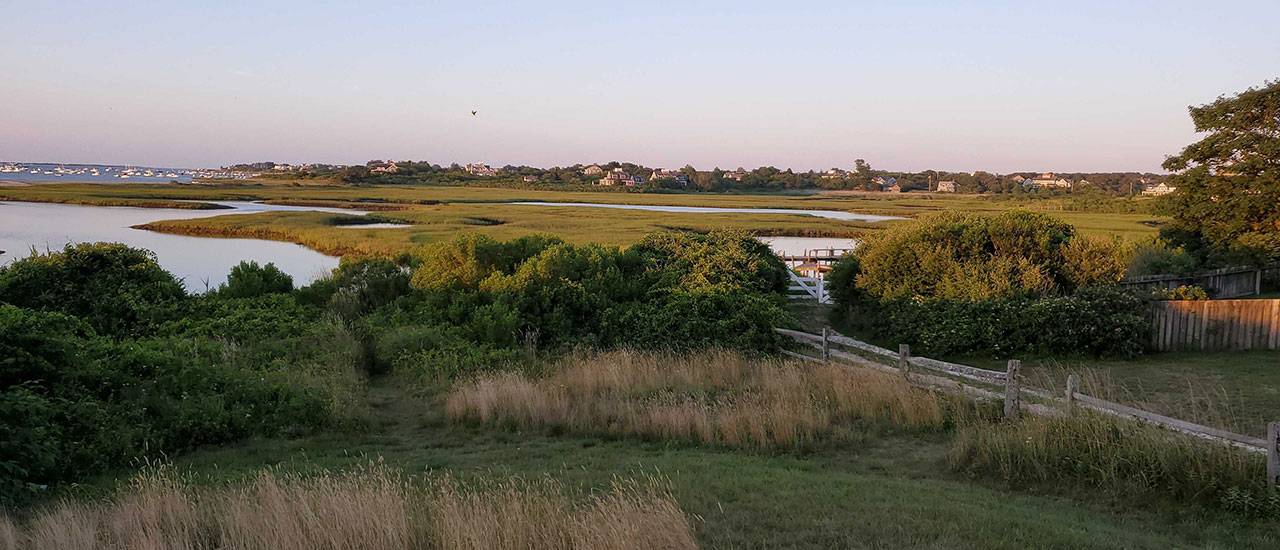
[1150,299,1280,351]
[1121,266,1262,298]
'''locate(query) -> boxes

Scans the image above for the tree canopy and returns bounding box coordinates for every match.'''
[1161,79,1280,263]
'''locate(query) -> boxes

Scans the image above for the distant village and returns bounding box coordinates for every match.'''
[220,160,1176,196]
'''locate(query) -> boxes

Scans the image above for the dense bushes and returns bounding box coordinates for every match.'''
[404,230,790,351]
[0,243,185,337]
[853,211,1126,301]
[856,286,1147,357]
[0,305,334,504]
[0,230,790,500]
[216,260,293,298]
[832,211,1146,357]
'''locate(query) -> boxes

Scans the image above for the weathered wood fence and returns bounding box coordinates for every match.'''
[775,327,1280,489]
[1150,299,1280,351]
[1120,265,1266,298]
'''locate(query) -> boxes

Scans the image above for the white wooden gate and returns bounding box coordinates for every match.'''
[787,271,830,304]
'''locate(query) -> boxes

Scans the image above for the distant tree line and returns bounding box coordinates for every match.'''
[238,157,1167,196]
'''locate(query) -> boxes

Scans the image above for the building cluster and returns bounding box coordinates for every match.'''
[584,165,689,187]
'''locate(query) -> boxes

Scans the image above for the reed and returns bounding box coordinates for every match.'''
[446,349,970,449]
[2,466,695,550]
[948,411,1279,516]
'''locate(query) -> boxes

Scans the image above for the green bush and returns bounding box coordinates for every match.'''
[600,291,789,351]
[1152,284,1210,301]
[216,261,293,298]
[852,211,1125,301]
[0,305,333,504]
[852,286,1146,357]
[0,243,186,338]
[628,230,788,294]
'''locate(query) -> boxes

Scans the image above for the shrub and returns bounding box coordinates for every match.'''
[217,261,293,298]
[1152,284,1210,301]
[0,304,335,503]
[0,243,186,337]
[852,211,1125,301]
[1127,238,1199,277]
[853,286,1147,357]
[628,230,788,294]
[600,291,789,352]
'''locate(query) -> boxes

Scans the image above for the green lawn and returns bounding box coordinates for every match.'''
[62,378,1279,549]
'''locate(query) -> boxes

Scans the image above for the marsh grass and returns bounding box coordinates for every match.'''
[1020,360,1255,436]
[0,466,694,550]
[446,349,981,449]
[949,411,1280,517]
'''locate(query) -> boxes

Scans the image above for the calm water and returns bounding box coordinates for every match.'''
[756,236,858,256]
[508,201,903,222]
[0,201,360,291]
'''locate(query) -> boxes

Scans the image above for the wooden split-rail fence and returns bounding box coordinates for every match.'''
[775,327,1280,489]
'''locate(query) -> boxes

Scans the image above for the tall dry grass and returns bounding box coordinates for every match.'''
[446,349,976,449]
[0,466,695,550]
[949,411,1280,517]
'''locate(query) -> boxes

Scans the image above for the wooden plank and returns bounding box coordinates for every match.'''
[775,328,824,343]
[1073,393,1267,451]
[1270,300,1279,349]
[909,356,1007,382]
[822,331,899,359]
[1198,299,1209,351]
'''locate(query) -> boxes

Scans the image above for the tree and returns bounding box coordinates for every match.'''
[1161,79,1280,264]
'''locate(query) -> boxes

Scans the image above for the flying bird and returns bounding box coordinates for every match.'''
[471,110,477,116]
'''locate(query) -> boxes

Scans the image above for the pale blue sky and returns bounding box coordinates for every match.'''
[2,1,1277,172]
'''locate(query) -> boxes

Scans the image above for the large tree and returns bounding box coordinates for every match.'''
[1161,79,1280,263]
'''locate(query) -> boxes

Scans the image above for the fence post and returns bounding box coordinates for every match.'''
[1065,373,1078,411]
[898,344,910,378]
[1004,360,1021,419]
[818,277,827,304]
[1256,268,1264,296]
[1268,422,1279,491]
[821,327,830,361]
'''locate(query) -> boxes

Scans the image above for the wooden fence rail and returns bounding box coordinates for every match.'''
[775,327,1280,487]
[1150,299,1280,351]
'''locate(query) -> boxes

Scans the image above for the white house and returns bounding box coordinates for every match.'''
[1141,182,1177,196]
[466,163,497,176]
[935,180,957,193]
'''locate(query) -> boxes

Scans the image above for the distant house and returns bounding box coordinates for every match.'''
[1141,182,1176,196]
[582,164,604,176]
[1027,172,1072,190]
[521,175,538,183]
[649,169,689,186]
[597,167,636,187]
[723,168,748,182]
[370,161,400,174]
[874,176,898,191]
[466,163,497,177]
[821,168,848,180]
[935,180,957,193]
[885,183,904,193]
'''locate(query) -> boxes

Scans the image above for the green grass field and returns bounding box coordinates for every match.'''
[61,377,1279,549]
[0,182,1164,255]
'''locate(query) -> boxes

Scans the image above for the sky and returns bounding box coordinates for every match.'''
[2,1,1278,173]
